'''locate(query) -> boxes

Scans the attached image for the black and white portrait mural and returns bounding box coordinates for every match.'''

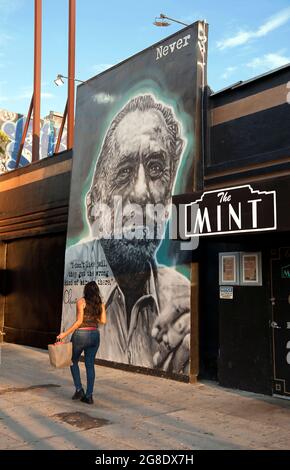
[61,22,208,376]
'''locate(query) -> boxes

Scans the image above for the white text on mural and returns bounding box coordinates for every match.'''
[156,35,191,60]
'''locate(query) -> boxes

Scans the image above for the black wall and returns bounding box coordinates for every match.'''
[4,234,67,347]
[199,243,219,381]
[198,61,290,395]
[0,151,71,348]
[217,238,272,395]
[206,65,290,188]
[199,233,290,395]
[210,104,290,168]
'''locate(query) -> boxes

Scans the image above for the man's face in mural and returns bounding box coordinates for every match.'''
[111,109,172,204]
[87,94,184,273]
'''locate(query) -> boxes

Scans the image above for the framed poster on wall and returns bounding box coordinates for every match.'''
[240,252,262,286]
[219,252,240,285]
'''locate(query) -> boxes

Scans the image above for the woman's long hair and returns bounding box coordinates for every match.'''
[83,281,102,320]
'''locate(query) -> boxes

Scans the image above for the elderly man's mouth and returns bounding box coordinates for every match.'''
[122,225,152,239]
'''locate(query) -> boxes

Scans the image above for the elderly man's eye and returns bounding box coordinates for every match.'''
[117,167,132,182]
[147,161,164,179]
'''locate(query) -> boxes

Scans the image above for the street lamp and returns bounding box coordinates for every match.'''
[53,72,85,153]
[153,13,189,27]
[54,74,85,86]
[54,74,65,86]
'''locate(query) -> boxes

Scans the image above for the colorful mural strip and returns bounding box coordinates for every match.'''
[0,108,67,174]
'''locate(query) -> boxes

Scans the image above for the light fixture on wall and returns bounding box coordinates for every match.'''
[153,13,189,27]
[54,74,85,86]
[54,74,65,86]
[153,17,170,27]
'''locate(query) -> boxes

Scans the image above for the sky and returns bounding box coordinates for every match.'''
[0,0,290,117]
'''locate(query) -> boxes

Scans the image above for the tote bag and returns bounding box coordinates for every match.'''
[48,340,72,368]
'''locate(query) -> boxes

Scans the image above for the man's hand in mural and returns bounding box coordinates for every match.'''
[151,299,190,374]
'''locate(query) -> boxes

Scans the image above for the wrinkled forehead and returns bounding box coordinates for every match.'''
[113,109,171,156]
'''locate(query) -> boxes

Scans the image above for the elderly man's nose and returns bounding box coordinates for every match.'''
[131,164,149,203]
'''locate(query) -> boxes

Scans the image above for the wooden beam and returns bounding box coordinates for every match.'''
[15,95,34,169]
[67,0,76,150]
[55,101,68,154]
[189,262,199,383]
[32,0,42,162]
[0,243,7,344]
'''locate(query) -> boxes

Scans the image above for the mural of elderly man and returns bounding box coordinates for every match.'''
[62,94,191,375]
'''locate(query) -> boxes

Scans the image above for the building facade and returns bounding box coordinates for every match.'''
[188,64,290,396]
[0,34,289,397]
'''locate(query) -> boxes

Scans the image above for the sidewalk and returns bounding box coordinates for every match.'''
[1,342,290,450]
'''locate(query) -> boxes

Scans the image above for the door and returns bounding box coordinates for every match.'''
[4,234,66,348]
[271,247,290,398]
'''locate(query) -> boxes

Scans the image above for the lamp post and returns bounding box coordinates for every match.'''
[67,0,76,150]
[55,0,83,151]
[32,0,42,163]
[15,0,42,169]
[153,13,189,27]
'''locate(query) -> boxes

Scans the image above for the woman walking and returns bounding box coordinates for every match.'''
[57,281,106,404]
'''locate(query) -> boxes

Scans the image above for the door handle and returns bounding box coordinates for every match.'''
[270,321,281,329]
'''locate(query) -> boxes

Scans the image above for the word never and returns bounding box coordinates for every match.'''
[156,34,191,60]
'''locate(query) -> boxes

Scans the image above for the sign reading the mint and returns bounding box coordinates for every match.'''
[184,185,277,237]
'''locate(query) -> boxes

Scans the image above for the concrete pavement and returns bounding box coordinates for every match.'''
[0,342,290,450]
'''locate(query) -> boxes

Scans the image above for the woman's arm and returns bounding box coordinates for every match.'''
[57,299,84,340]
[99,303,107,325]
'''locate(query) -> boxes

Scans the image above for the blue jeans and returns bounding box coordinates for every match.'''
[70,329,100,397]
